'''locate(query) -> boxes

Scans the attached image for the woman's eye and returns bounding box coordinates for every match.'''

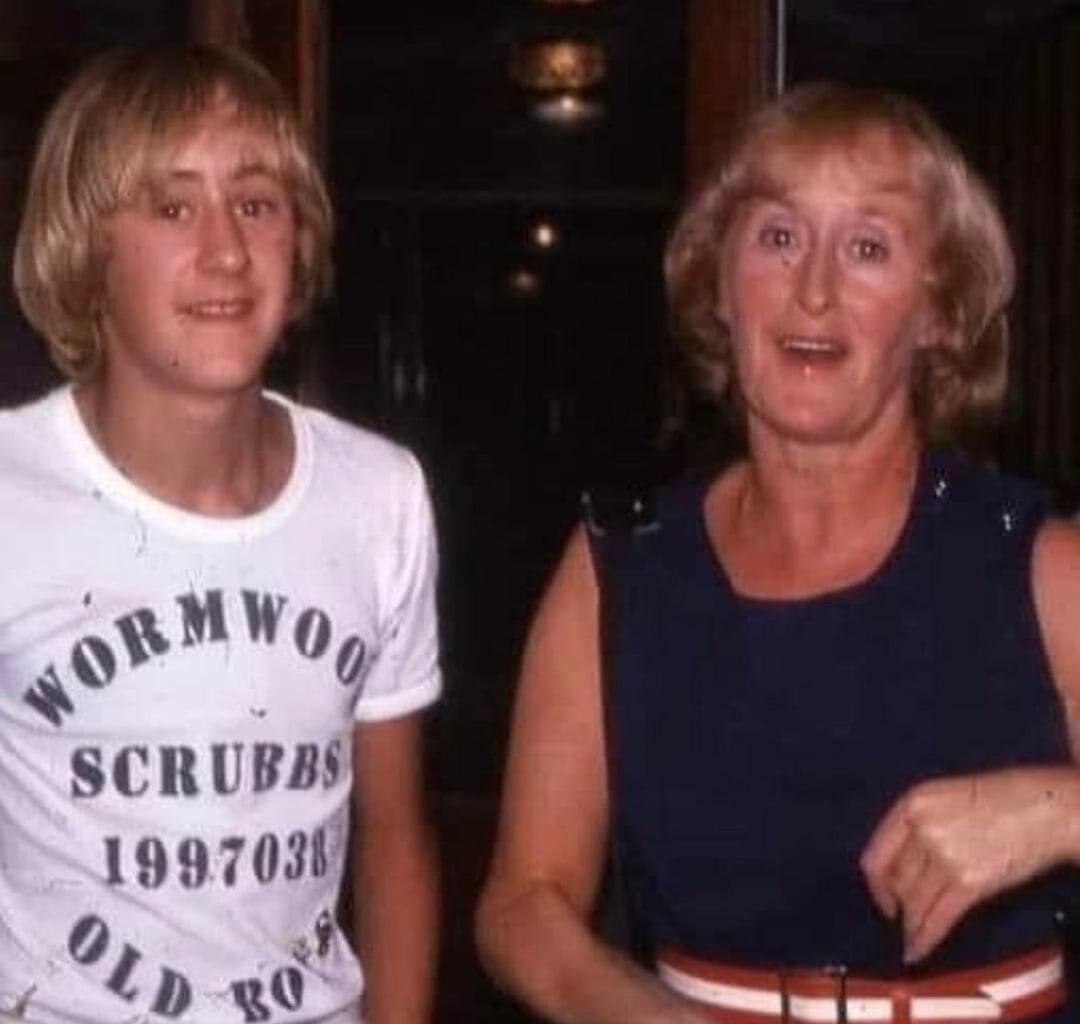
[852,236,889,263]
[758,225,796,250]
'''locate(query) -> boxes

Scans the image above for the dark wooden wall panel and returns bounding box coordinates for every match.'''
[967,11,1080,498]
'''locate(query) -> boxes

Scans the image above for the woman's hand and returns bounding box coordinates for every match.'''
[860,766,1080,963]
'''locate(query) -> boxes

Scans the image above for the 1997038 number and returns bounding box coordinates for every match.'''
[102,828,329,890]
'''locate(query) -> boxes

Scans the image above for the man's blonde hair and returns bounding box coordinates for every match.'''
[14,44,334,378]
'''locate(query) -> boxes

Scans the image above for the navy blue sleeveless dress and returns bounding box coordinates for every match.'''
[591,450,1076,1020]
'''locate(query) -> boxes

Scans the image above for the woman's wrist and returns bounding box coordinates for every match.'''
[1042,765,1080,866]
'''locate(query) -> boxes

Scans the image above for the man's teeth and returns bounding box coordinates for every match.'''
[186,300,248,316]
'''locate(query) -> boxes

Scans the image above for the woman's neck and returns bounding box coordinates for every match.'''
[710,421,922,598]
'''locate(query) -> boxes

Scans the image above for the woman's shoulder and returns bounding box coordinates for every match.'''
[583,463,740,546]
[1034,514,1080,588]
[923,449,1049,535]
[1030,516,1080,712]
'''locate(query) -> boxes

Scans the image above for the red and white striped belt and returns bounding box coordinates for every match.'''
[657,944,1066,1023]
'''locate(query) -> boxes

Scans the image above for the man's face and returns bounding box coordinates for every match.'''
[98,103,297,402]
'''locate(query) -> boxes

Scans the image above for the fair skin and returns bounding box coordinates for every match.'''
[78,104,299,515]
[79,103,437,1024]
[476,130,1080,1022]
[352,717,440,1024]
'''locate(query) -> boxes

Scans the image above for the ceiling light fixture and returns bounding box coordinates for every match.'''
[509,40,606,93]
[510,40,606,125]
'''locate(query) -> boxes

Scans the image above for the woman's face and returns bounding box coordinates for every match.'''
[718,128,939,453]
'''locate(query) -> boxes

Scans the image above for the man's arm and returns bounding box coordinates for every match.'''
[351,713,438,1024]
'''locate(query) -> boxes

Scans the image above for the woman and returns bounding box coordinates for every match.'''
[475,84,1080,1024]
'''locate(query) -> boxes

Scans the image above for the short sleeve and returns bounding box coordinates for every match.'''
[354,455,442,721]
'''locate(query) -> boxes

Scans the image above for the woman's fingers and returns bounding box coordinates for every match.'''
[887,833,930,902]
[862,823,953,960]
[861,767,1080,961]
[859,803,909,918]
[903,883,976,963]
[898,853,951,953]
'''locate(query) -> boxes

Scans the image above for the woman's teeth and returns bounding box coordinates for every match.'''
[780,336,845,361]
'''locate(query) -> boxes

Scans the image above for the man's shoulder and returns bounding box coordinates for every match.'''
[288,399,427,509]
[0,386,66,469]
[0,385,63,426]
[299,402,419,473]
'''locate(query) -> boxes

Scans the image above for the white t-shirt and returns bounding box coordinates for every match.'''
[0,387,441,1023]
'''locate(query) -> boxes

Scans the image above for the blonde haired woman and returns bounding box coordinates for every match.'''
[477,84,1080,1024]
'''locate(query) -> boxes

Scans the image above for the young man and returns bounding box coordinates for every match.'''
[0,46,439,1024]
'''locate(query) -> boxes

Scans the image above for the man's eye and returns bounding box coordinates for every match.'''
[852,236,889,262]
[156,201,189,221]
[238,197,276,218]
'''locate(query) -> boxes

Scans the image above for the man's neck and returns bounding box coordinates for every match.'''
[74,376,294,518]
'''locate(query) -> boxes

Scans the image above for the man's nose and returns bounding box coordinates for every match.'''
[198,204,250,274]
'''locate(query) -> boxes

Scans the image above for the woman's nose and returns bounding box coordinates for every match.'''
[795,239,835,315]
[198,205,250,274]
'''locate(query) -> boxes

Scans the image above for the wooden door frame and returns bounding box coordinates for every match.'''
[189,0,327,164]
[684,0,780,188]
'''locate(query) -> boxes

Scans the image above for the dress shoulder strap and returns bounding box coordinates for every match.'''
[580,484,660,963]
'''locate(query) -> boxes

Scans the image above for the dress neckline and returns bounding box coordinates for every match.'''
[692,449,933,609]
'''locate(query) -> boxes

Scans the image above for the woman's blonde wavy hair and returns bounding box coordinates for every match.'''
[664,82,1015,442]
[14,44,334,379]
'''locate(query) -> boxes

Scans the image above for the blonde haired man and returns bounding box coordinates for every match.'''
[1,45,438,1024]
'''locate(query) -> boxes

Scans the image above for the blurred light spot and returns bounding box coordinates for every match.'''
[534,93,603,124]
[508,268,542,297]
[531,220,560,250]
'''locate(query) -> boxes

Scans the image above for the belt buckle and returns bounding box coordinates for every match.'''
[822,964,849,1024]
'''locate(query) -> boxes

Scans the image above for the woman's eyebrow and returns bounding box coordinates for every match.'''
[742,178,790,204]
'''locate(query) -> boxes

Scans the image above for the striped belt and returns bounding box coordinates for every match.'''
[657,944,1066,1023]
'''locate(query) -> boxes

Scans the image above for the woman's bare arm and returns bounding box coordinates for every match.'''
[861,518,1080,962]
[475,528,711,1024]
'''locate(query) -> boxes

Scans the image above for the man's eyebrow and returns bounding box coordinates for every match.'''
[142,168,199,187]
[229,159,283,182]
[142,159,283,187]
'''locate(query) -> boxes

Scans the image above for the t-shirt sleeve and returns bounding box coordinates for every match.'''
[354,453,442,721]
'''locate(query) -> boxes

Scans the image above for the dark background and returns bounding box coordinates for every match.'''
[1,3,1079,1020]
